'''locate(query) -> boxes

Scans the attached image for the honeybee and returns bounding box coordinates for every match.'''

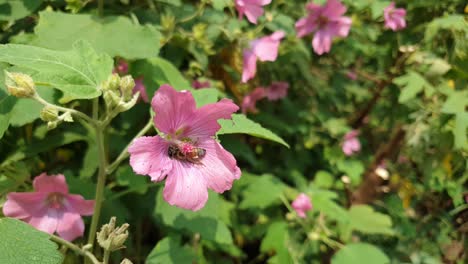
[168,144,206,164]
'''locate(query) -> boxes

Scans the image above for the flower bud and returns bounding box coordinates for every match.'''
[120,75,135,100]
[47,121,58,130]
[116,91,139,113]
[4,71,36,98]
[97,217,130,252]
[103,90,121,110]
[102,74,121,91]
[40,106,59,122]
[120,259,133,264]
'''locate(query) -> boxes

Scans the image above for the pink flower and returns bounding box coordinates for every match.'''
[241,87,266,113]
[235,0,271,24]
[342,130,361,156]
[113,59,129,75]
[266,81,289,101]
[291,193,312,218]
[2,173,94,241]
[346,71,357,80]
[133,77,149,103]
[242,31,285,83]
[295,0,352,55]
[383,2,406,31]
[192,80,211,89]
[128,85,241,211]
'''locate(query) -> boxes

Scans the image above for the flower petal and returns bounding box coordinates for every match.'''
[3,192,48,219]
[251,31,285,62]
[322,0,347,18]
[28,208,61,235]
[65,194,95,216]
[312,29,333,55]
[56,212,85,241]
[152,84,197,134]
[162,161,209,211]
[197,139,241,193]
[33,173,69,194]
[242,49,257,83]
[183,99,239,139]
[128,136,172,182]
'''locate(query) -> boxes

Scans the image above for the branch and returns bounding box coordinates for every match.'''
[49,234,101,264]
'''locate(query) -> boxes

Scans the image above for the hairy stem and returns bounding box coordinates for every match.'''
[50,235,101,264]
[103,249,111,264]
[106,118,154,175]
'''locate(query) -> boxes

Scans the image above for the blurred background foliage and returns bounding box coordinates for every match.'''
[0,0,467,263]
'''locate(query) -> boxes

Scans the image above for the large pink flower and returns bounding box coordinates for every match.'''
[242,31,285,83]
[235,0,271,24]
[295,0,352,55]
[383,2,406,31]
[342,130,361,156]
[291,193,312,218]
[241,87,266,113]
[128,85,241,211]
[2,173,95,241]
[265,81,289,101]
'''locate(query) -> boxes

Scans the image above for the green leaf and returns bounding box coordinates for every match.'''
[116,165,149,194]
[0,218,63,264]
[192,88,220,107]
[146,235,195,264]
[0,90,16,139]
[0,0,43,21]
[154,189,234,245]
[33,11,161,59]
[332,243,390,264]
[239,174,286,209]
[311,189,349,222]
[453,113,468,149]
[218,114,289,148]
[9,86,55,126]
[348,205,394,235]
[441,91,468,114]
[425,15,468,42]
[260,222,293,264]
[394,71,434,103]
[211,0,230,10]
[336,160,364,186]
[0,40,113,102]
[370,1,391,20]
[313,170,334,189]
[79,141,99,178]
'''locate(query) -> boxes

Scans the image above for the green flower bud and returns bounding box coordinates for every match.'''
[103,90,121,110]
[103,74,121,91]
[40,106,59,122]
[4,71,36,98]
[120,259,133,264]
[120,75,135,100]
[47,121,58,130]
[97,217,130,252]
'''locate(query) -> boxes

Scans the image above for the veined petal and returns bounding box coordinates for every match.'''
[65,194,95,216]
[56,212,85,241]
[197,139,241,193]
[152,84,197,134]
[33,173,69,194]
[3,192,48,219]
[163,161,209,211]
[184,99,239,138]
[128,136,173,182]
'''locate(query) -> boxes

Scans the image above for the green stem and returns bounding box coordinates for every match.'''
[106,118,154,175]
[50,234,101,264]
[87,125,108,248]
[103,249,111,264]
[98,0,104,17]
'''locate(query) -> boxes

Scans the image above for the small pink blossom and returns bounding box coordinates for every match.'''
[241,87,266,113]
[291,193,312,218]
[383,2,406,31]
[346,71,357,80]
[128,85,241,211]
[342,130,361,156]
[2,173,94,241]
[113,59,129,75]
[295,0,352,55]
[133,77,149,103]
[235,0,272,24]
[266,81,289,101]
[192,80,211,89]
[242,31,285,83]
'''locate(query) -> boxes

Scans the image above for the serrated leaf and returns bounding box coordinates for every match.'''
[239,174,286,209]
[218,114,289,148]
[0,218,63,264]
[146,235,195,264]
[0,40,113,102]
[332,243,390,264]
[348,205,394,235]
[33,11,160,59]
[9,86,56,126]
[394,71,434,103]
[441,91,468,114]
[425,15,468,42]
[154,189,233,245]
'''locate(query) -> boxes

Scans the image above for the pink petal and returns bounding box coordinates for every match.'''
[128,136,173,182]
[242,49,258,83]
[3,192,48,219]
[322,0,347,18]
[266,81,289,101]
[152,85,197,135]
[242,87,266,113]
[312,29,333,55]
[162,161,209,211]
[244,4,264,24]
[133,77,149,103]
[251,31,285,62]
[33,173,69,194]
[184,99,239,139]
[291,193,312,218]
[197,139,241,193]
[329,17,352,37]
[65,194,95,216]
[28,208,60,235]
[56,212,85,241]
[295,17,317,38]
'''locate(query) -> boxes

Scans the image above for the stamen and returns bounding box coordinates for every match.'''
[46,192,64,209]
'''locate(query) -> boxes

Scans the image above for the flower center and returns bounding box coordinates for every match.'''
[167,142,206,164]
[46,192,64,209]
[316,15,329,28]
